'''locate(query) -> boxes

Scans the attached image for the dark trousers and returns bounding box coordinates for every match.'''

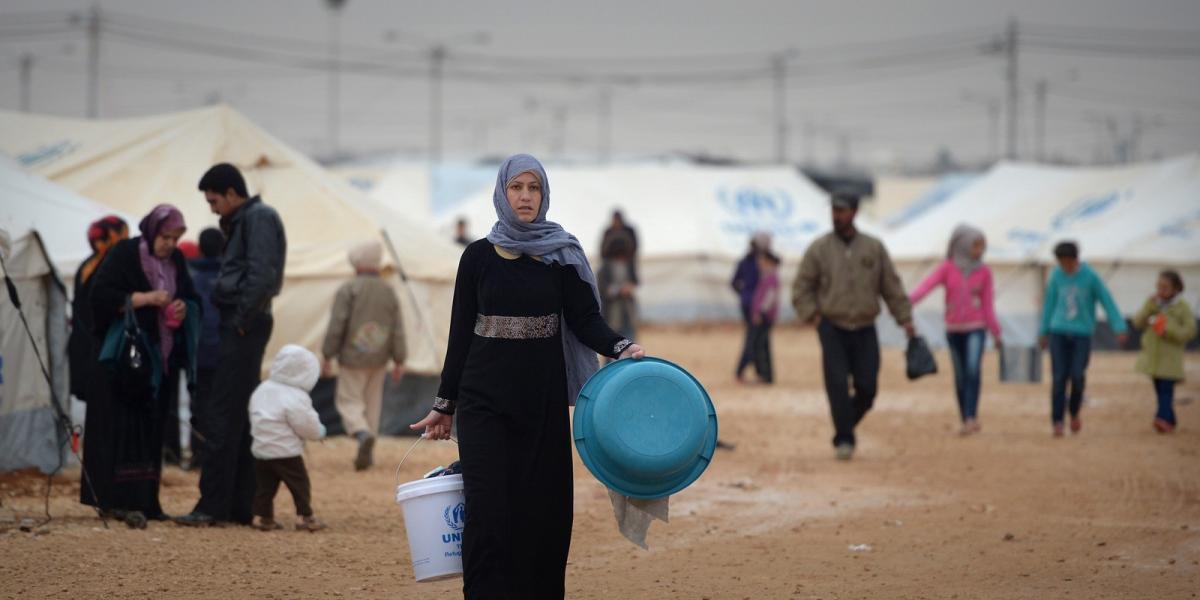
[161,368,182,464]
[188,368,216,469]
[192,312,273,524]
[750,321,774,383]
[817,320,880,447]
[1154,378,1177,425]
[946,329,986,421]
[253,456,313,519]
[1049,333,1091,424]
[737,312,773,383]
[736,308,755,377]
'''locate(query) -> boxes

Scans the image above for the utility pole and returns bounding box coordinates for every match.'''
[803,121,815,167]
[836,132,851,170]
[1004,18,1019,160]
[86,4,100,118]
[429,45,446,165]
[772,52,788,164]
[1034,79,1047,163]
[597,86,612,164]
[551,105,568,158]
[325,0,347,160]
[19,53,33,112]
[988,100,1000,163]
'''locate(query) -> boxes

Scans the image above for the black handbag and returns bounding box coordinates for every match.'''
[905,336,938,381]
[99,296,159,405]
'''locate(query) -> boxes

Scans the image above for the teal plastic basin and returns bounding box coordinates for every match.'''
[573,357,717,499]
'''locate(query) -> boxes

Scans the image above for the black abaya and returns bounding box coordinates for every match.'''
[438,240,628,599]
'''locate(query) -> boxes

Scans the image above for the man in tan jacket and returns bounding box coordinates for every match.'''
[792,191,914,461]
[322,241,407,471]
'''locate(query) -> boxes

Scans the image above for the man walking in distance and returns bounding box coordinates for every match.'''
[792,191,914,461]
[176,164,287,526]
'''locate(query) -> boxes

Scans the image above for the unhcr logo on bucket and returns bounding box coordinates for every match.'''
[442,502,466,542]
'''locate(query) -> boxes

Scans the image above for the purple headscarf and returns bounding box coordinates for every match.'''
[138,204,186,369]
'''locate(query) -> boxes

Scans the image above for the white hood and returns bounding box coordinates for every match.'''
[268,344,321,392]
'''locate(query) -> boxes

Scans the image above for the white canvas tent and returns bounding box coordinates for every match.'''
[885,155,1200,346]
[0,230,69,474]
[0,106,461,373]
[0,160,124,473]
[438,164,851,321]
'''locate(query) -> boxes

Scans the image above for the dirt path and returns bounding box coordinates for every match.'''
[2,325,1198,599]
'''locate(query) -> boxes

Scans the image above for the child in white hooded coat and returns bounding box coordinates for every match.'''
[249,344,327,531]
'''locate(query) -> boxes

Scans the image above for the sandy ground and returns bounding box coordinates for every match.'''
[2,325,1199,599]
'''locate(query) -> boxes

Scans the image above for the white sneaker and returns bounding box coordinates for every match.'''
[835,443,855,461]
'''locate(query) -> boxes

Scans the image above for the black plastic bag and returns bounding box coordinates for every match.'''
[905,336,938,380]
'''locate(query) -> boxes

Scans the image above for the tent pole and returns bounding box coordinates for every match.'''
[379,230,443,367]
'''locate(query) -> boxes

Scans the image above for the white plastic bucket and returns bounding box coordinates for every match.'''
[395,474,466,582]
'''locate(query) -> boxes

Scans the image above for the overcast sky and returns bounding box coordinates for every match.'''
[1,0,1197,172]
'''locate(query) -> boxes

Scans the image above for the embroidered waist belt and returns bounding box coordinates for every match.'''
[474,313,560,339]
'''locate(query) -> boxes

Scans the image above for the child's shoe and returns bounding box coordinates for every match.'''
[1153,418,1175,434]
[254,517,283,531]
[296,516,327,532]
[1052,422,1065,437]
[1070,416,1082,434]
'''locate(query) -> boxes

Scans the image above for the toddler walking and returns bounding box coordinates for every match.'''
[249,344,328,531]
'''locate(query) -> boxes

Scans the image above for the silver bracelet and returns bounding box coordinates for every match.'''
[432,397,456,415]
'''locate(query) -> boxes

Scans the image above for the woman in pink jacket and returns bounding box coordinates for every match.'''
[910,224,1003,435]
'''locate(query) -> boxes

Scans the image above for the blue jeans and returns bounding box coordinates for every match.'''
[1154,378,1177,425]
[1049,333,1091,424]
[946,329,985,421]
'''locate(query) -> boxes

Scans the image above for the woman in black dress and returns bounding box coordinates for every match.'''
[412,154,645,599]
[82,204,198,525]
[68,216,128,404]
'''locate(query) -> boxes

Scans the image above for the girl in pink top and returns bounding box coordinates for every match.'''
[910,224,1003,435]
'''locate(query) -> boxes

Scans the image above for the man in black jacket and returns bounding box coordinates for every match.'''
[176,163,287,527]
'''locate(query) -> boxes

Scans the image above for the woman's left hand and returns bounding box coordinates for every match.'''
[618,343,645,360]
[171,299,186,321]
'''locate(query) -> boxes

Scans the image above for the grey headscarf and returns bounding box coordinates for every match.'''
[947,224,986,275]
[486,154,603,406]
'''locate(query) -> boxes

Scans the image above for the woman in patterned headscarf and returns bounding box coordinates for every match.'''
[81,204,199,526]
[411,154,645,598]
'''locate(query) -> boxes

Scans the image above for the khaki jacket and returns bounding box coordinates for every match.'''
[791,231,912,330]
[1133,297,1197,381]
[322,274,407,369]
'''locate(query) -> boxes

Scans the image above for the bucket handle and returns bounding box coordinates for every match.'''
[394,434,458,487]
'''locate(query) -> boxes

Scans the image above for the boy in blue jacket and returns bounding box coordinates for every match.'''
[1038,241,1128,437]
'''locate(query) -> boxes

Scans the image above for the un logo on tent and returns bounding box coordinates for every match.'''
[444,502,466,532]
[717,186,794,220]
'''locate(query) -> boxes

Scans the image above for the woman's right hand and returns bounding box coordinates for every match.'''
[132,290,170,308]
[410,410,454,440]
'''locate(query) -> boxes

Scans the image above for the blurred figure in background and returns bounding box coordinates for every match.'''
[600,209,640,284]
[185,227,225,470]
[455,217,472,247]
[732,231,771,382]
[1038,241,1127,437]
[1132,270,1196,434]
[748,251,782,384]
[793,191,914,461]
[69,216,128,406]
[909,224,1003,436]
[597,230,638,362]
[322,240,407,471]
